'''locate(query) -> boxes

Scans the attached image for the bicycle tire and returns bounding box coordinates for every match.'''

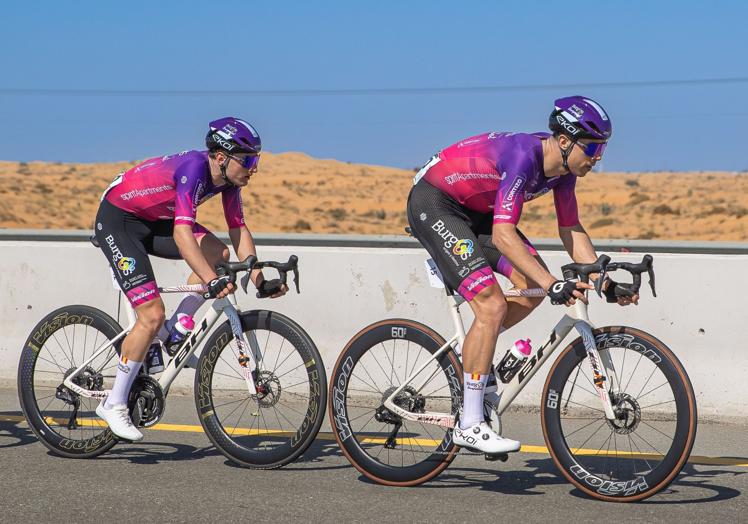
[541,326,697,502]
[329,319,463,486]
[17,305,123,458]
[194,309,326,469]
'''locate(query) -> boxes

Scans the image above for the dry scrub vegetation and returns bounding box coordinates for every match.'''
[1,155,746,240]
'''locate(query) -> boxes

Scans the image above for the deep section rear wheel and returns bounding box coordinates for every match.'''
[541,326,697,502]
[329,319,463,486]
[195,310,326,469]
[17,305,123,458]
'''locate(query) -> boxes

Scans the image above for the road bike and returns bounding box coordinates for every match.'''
[329,254,697,502]
[18,246,327,469]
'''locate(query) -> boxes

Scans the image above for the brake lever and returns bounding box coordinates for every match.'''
[593,256,610,298]
[289,255,300,294]
[644,254,657,297]
[240,273,251,294]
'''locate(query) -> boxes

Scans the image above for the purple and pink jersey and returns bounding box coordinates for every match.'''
[103,150,245,229]
[420,132,580,227]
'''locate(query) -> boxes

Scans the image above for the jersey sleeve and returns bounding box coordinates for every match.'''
[492,150,531,225]
[222,186,246,229]
[553,174,580,227]
[173,159,206,228]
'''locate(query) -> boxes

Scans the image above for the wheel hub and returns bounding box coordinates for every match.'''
[608,392,641,434]
[253,370,282,408]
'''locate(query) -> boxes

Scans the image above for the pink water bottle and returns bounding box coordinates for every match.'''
[165,313,195,356]
[497,339,532,383]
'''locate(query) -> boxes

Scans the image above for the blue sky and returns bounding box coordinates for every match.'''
[1,1,746,171]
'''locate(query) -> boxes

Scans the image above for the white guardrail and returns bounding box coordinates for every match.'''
[1,230,747,419]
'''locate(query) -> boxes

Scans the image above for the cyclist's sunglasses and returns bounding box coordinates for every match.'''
[229,153,260,170]
[575,140,607,158]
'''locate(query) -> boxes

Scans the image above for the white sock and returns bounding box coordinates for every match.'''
[105,357,143,408]
[155,292,205,342]
[460,372,488,429]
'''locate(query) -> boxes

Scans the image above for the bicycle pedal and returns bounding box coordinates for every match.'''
[484,452,508,462]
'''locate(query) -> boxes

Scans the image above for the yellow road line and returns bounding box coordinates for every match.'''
[2,415,746,467]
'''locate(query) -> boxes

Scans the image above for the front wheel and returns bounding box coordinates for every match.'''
[195,310,327,469]
[541,326,697,502]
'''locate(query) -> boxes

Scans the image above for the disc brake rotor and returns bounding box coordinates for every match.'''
[253,370,282,408]
[608,392,641,434]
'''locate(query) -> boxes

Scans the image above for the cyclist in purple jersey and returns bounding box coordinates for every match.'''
[407,96,638,454]
[103,150,245,229]
[93,117,288,441]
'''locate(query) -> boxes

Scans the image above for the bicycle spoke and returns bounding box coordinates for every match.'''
[228,398,254,437]
[217,353,247,380]
[60,326,76,367]
[639,399,676,411]
[623,353,644,393]
[571,420,609,451]
[370,344,398,388]
[35,355,67,374]
[356,362,386,395]
[635,366,659,400]
[50,331,75,368]
[630,429,664,458]
[273,361,306,381]
[637,381,671,402]
[562,397,605,414]
[563,416,605,439]
[348,408,376,423]
[639,419,675,441]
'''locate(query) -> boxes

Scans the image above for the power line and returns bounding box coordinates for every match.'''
[1,76,747,97]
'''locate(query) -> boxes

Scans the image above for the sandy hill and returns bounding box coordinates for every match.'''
[0,154,746,240]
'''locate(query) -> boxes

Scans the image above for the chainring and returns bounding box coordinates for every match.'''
[128,375,166,428]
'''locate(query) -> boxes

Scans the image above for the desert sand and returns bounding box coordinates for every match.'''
[0,154,746,240]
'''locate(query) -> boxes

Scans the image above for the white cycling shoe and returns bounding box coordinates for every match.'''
[453,421,521,454]
[96,402,144,441]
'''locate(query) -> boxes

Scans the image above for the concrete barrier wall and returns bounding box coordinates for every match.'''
[1,234,746,418]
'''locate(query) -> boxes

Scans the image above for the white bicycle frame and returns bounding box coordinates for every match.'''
[382,286,621,429]
[62,284,264,400]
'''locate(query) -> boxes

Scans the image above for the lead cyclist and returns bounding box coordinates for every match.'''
[407,96,638,454]
[93,117,288,441]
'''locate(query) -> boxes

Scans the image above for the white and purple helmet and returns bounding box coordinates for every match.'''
[205,117,262,154]
[549,96,612,141]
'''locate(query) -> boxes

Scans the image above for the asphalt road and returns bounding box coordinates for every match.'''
[1,388,746,523]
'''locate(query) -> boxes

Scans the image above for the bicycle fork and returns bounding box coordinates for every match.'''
[573,321,617,420]
[222,296,261,396]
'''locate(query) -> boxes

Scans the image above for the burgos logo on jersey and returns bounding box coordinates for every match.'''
[117,257,137,275]
[431,220,474,260]
[453,239,474,258]
[105,235,136,276]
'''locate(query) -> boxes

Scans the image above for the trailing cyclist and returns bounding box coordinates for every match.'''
[407,96,638,454]
[93,117,287,441]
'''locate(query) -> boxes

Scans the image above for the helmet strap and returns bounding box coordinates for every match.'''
[558,136,576,173]
[219,156,237,187]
